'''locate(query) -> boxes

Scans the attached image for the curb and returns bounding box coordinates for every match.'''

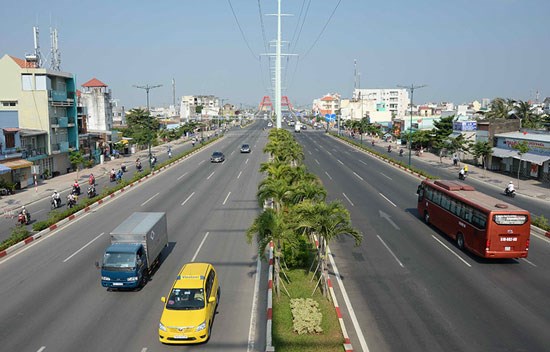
[531,224,550,239]
[0,137,223,259]
[265,241,275,352]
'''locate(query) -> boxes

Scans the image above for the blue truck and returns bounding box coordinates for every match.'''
[99,212,168,290]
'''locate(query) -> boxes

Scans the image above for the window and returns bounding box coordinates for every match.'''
[35,75,47,90]
[2,101,17,107]
[4,132,15,148]
[22,74,33,91]
[432,190,442,205]
[472,210,487,229]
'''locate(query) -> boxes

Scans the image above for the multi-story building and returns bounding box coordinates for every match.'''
[180,95,220,122]
[312,93,341,116]
[111,99,126,127]
[353,88,409,118]
[0,54,78,184]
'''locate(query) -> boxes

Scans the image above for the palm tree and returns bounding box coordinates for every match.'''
[285,180,327,205]
[514,100,541,129]
[471,141,493,170]
[257,177,290,214]
[294,200,362,297]
[259,161,291,181]
[485,98,513,120]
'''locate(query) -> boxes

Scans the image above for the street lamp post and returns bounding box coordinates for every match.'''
[133,84,162,169]
[397,84,427,166]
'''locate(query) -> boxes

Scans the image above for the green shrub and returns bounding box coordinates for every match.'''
[282,237,314,269]
[532,215,550,231]
[290,298,323,335]
[0,226,31,251]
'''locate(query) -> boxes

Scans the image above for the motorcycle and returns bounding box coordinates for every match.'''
[387,146,392,153]
[67,196,77,209]
[121,164,127,173]
[504,188,516,198]
[116,170,123,182]
[51,197,61,209]
[72,185,81,196]
[399,149,404,157]
[136,163,143,172]
[87,186,97,198]
[110,173,116,182]
[18,212,31,225]
[458,172,466,180]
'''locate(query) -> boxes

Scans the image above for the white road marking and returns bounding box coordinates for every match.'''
[380,172,392,180]
[327,247,371,352]
[199,160,206,165]
[34,209,45,215]
[247,254,262,352]
[223,192,231,205]
[342,193,354,206]
[315,148,319,152]
[177,172,188,180]
[140,192,159,207]
[207,171,215,180]
[37,347,46,352]
[325,171,333,180]
[141,348,147,352]
[231,151,235,155]
[308,151,312,155]
[377,235,404,268]
[315,159,320,165]
[431,235,472,267]
[359,160,367,165]
[379,193,397,207]
[353,172,364,181]
[337,159,344,165]
[191,232,209,262]
[237,171,243,179]
[245,158,249,164]
[63,232,104,263]
[181,192,195,206]
[326,151,332,156]
[521,258,537,267]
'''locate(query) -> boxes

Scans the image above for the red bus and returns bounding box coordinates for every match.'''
[416,179,530,259]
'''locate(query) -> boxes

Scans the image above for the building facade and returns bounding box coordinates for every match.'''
[353,88,409,118]
[0,54,77,183]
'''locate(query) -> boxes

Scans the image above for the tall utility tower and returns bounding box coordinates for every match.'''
[49,27,61,71]
[24,26,43,68]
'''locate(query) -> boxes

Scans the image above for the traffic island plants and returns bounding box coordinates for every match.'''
[0,135,223,253]
[246,128,362,352]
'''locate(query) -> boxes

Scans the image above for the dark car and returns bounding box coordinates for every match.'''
[240,144,251,153]
[210,151,225,163]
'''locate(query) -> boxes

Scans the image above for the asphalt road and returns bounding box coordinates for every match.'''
[0,130,221,243]
[294,129,550,352]
[0,122,268,352]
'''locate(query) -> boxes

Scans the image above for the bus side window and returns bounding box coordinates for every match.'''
[417,185,424,201]
[463,205,473,223]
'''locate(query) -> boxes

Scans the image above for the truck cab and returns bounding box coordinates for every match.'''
[101,243,148,289]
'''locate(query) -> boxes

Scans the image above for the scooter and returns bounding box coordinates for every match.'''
[504,188,516,198]
[18,212,31,225]
[51,197,61,209]
[87,186,97,198]
[399,149,404,157]
[387,146,392,153]
[67,196,77,209]
[458,172,466,180]
[121,164,127,173]
[72,185,81,196]
[110,173,116,182]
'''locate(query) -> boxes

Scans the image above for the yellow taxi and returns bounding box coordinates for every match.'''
[159,262,220,344]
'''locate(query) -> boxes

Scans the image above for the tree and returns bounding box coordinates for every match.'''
[411,130,433,149]
[69,151,85,179]
[432,115,455,143]
[485,98,513,120]
[514,100,541,129]
[512,141,530,187]
[125,108,158,149]
[471,141,493,169]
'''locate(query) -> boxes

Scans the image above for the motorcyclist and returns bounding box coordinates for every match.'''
[89,173,95,186]
[20,206,30,223]
[399,148,404,157]
[459,168,466,180]
[72,180,81,195]
[387,145,392,153]
[464,164,469,175]
[110,168,116,181]
[135,158,142,171]
[506,181,515,194]
[51,191,61,208]
[67,193,77,208]
[121,163,127,173]
[87,184,96,198]
[116,169,123,181]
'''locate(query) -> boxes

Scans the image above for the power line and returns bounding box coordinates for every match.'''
[227,0,259,61]
[303,0,343,59]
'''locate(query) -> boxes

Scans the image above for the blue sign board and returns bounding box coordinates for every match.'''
[325,114,336,122]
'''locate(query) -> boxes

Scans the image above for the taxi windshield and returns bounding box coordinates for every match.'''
[166,288,205,310]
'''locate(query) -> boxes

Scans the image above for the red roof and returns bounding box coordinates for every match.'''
[82,78,108,87]
[8,55,37,68]
[321,96,334,101]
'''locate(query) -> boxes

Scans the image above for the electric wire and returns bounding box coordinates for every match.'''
[302,0,343,59]
[257,0,273,95]
[227,0,259,61]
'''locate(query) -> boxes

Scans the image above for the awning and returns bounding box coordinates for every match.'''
[0,164,11,174]
[2,128,20,132]
[513,152,550,166]
[1,159,33,170]
[491,147,517,158]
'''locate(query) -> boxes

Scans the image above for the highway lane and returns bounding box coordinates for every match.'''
[0,123,268,352]
[295,130,550,352]
[0,130,217,243]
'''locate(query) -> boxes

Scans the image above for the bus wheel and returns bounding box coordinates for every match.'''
[423,212,430,224]
[457,233,465,250]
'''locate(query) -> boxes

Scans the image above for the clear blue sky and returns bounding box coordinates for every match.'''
[2,0,549,110]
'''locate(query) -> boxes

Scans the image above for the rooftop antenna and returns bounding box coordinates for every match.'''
[354,59,357,99]
[49,27,61,71]
[25,26,42,68]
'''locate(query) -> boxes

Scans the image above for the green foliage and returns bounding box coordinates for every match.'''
[290,298,323,335]
[432,115,455,142]
[512,140,530,155]
[282,236,314,269]
[532,215,550,231]
[0,226,31,252]
[125,108,158,147]
[69,150,85,171]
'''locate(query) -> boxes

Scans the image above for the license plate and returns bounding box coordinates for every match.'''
[112,283,123,286]
[505,246,511,251]
[173,335,188,339]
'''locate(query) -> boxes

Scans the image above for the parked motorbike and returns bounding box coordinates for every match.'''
[504,188,516,198]
[18,212,31,225]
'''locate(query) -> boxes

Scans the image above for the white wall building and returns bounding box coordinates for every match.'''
[353,88,409,118]
[111,99,126,127]
[80,78,113,132]
[180,95,220,122]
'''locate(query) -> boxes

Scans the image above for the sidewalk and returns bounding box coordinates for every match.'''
[376,138,550,202]
[0,134,201,216]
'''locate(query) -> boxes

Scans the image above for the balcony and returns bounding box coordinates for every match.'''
[51,142,69,154]
[50,116,76,128]
[49,90,74,107]
[22,147,47,161]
